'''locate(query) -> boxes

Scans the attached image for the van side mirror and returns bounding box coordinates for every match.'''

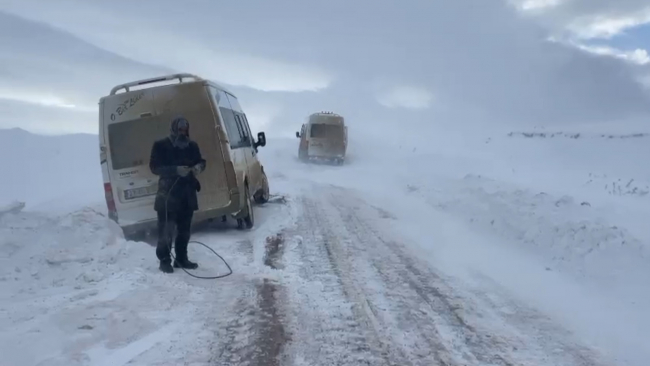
[255,131,266,148]
[295,131,300,138]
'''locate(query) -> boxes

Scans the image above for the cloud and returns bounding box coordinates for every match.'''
[514,0,650,40]
[574,44,650,65]
[0,1,331,93]
[566,9,650,40]
[0,10,175,132]
[0,99,96,135]
[637,74,650,89]
[0,91,77,110]
[237,100,286,134]
[515,0,565,12]
[1,0,649,136]
[376,85,434,110]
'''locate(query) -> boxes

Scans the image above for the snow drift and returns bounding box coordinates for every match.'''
[0,207,153,366]
[0,128,104,214]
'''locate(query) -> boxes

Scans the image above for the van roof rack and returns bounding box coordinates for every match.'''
[312,111,341,116]
[109,73,204,95]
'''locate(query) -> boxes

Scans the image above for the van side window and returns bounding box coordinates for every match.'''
[226,93,243,113]
[221,108,245,148]
[234,114,249,142]
[240,114,254,142]
[217,90,231,108]
[209,86,245,149]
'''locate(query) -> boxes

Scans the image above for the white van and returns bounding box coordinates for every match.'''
[99,73,270,238]
[296,111,348,164]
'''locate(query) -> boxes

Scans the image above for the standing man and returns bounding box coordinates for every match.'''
[149,117,206,273]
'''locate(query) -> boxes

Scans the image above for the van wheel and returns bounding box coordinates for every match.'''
[240,185,254,229]
[298,148,308,162]
[254,172,270,204]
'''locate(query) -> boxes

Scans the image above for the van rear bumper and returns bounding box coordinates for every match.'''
[120,220,157,239]
[307,154,345,162]
[118,191,242,239]
[306,149,346,160]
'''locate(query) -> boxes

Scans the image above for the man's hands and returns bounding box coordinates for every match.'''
[176,164,204,177]
[192,163,204,176]
[176,166,192,177]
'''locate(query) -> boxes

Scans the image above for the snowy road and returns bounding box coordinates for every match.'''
[3,134,647,366]
[206,183,610,366]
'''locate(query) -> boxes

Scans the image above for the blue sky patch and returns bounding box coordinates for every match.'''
[607,23,650,50]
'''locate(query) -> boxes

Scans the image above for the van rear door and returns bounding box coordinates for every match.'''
[152,83,233,213]
[102,82,231,226]
[308,123,346,158]
[102,88,160,225]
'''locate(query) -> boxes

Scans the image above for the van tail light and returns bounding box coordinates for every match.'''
[104,183,118,222]
[224,162,238,194]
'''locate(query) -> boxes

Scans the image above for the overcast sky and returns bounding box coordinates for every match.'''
[0,0,649,136]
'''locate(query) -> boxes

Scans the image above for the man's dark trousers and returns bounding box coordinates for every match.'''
[156,208,194,263]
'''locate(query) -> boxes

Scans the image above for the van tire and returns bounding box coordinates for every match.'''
[241,184,254,229]
[298,148,308,162]
[254,172,270,204]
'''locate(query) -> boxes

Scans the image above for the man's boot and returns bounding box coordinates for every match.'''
[159,260,174,273]
[174,230,198,269]
[173,257,198,269]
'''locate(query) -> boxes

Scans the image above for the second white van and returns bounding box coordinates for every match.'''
[296,111,348,164]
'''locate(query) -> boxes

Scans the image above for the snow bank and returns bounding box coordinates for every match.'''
[0,200,25,218]
[0,128,104,214]
[0,207,157,366]
[0,197,295,366]
[0,207,129,291]
[353,123,650,298]
[426,174,650,291]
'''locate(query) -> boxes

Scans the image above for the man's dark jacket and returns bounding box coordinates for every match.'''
[149,138,206,212]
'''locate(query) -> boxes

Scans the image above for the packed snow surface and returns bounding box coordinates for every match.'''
[1,124,649,365]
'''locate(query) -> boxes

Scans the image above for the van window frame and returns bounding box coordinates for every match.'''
[225,92,244,113]
[242,114,254,141]
[208,86,248,149]
[234,114,249,142]
[309,122,344,139]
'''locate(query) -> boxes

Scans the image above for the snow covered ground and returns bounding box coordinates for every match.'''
[1,124,649,365]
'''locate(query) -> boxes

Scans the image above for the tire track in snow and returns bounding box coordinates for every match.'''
[210,278,289,366]
[280,196,396,365]
[279,184,611,366]
[315,187,498,365]
[331,186,612,366]
[281,191,474,365]
[209,234,290,366]
[461,271,611,366]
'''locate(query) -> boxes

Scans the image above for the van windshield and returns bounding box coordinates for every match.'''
[310,123,344,139]
[108,117,168,170]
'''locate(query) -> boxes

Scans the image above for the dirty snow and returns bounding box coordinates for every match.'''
[1,125,649,365]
